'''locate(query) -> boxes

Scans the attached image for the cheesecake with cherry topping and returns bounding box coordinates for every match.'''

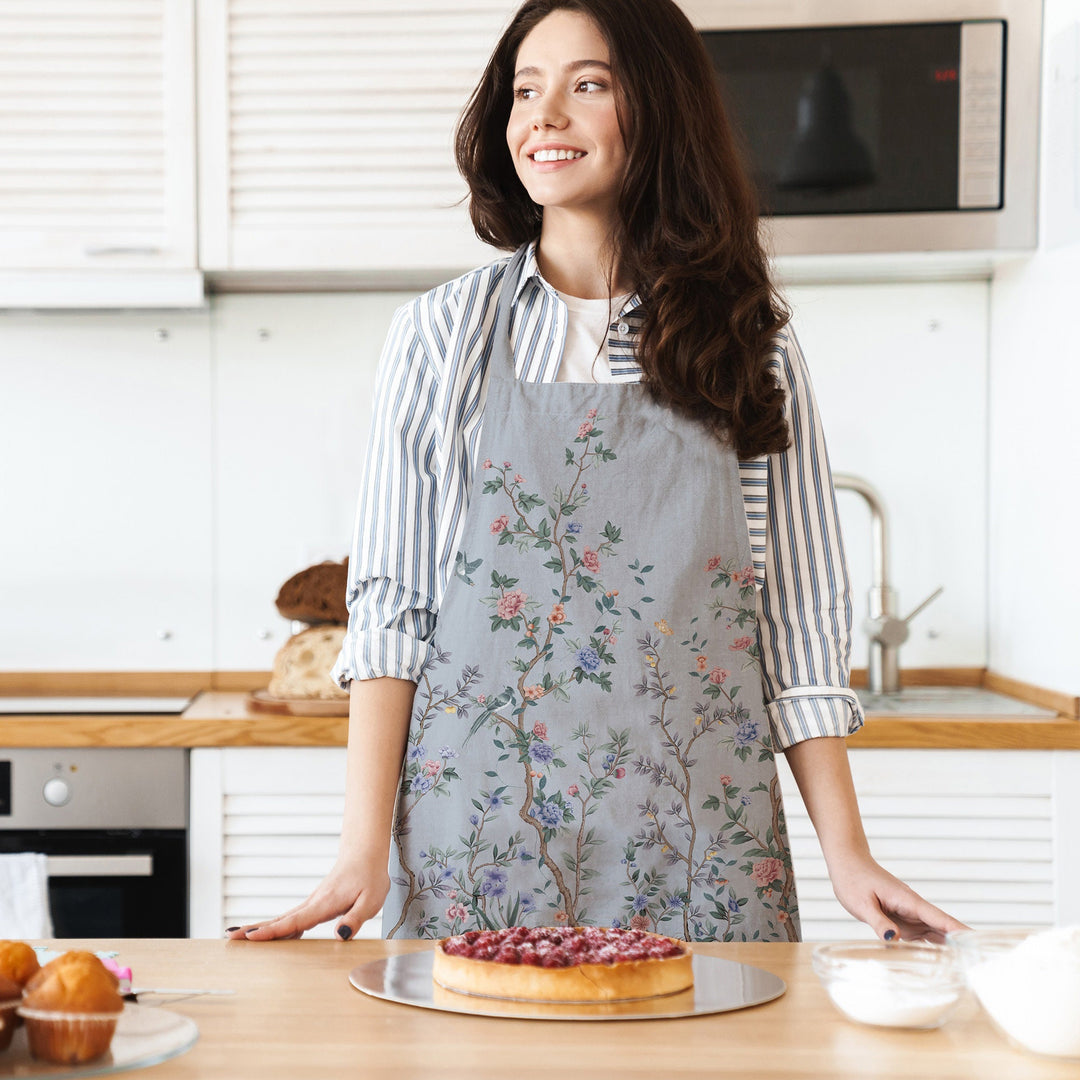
[432,926,693,1002]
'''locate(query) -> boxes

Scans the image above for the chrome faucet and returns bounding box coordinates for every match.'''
[832,473,943,695]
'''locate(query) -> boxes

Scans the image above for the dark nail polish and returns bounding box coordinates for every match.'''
[884,929,896,941]
[244,927,260,934]
[337,925,352,940]
[225,926,240,932]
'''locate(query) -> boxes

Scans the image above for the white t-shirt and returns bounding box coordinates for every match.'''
[553,288,633,383]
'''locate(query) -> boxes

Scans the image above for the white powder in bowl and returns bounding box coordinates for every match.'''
[966,925,1080,1059]
[825,960,963,1028]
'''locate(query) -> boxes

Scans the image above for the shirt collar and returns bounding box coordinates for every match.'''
[513,240,642,318]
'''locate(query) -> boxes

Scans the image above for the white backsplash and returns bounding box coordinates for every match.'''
[1,279,988,674]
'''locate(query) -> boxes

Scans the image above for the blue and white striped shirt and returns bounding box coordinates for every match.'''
[332,243,865,750]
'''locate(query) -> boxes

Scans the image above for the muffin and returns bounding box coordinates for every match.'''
[18,952,124,1064]
[24,951,119,994]
[0,940,40,990]
[0,974,21,1052]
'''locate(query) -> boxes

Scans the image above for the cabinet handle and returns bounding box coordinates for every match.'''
[46,854,153,878]
[83,246,162,257]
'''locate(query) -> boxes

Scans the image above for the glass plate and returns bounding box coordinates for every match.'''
[350,951,785,1021]
[1,1004,198,1078]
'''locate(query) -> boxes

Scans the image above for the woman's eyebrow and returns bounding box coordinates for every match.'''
[514,59,611,79]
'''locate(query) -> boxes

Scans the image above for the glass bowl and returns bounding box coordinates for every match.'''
[946,926,1080,1060]
[811,941,965,1029]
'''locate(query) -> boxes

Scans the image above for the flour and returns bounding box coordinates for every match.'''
[966,925,1080,1059]
[825,959,963,1028]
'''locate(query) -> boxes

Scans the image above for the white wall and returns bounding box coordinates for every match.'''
[1,281,991,675]
[987,0,1080,695]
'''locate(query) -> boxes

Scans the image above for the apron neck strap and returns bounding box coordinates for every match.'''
[489,243,532,382]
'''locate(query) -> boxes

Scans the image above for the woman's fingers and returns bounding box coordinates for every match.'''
[333,889,386,941]
[242,897,341,941]
[875,883,971,943]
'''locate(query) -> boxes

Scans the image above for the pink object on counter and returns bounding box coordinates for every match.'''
[99,957,132,994]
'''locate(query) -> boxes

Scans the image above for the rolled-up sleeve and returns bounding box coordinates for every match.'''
[332,302,441,687]
[756,327,865,750]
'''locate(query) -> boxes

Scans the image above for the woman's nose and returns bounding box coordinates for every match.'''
[533,99,568,130]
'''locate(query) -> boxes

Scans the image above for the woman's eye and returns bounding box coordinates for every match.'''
[514,86,537,100]
[576,79,604,93]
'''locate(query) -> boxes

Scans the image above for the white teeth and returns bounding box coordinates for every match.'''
[532,149,584,162]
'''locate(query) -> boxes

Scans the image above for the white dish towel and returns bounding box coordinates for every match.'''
[0,852,54,937]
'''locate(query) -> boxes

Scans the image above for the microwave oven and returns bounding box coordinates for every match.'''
[682,0,1042,256]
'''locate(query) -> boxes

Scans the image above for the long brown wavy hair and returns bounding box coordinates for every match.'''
[455,0,790,457]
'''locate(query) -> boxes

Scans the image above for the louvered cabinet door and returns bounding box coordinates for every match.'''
[775,749,1075,941]
[197,0,519,274]
[0,0,197,272]
[189,748,384,939]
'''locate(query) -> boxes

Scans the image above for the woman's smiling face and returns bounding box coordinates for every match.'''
[506,9,628,220]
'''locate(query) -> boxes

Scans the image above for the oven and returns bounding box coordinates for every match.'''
[0,748,188,938]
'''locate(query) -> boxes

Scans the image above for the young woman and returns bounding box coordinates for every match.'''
[229,0,967,944]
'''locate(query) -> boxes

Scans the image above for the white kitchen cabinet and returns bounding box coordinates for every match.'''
[189,747,381,939]
[0,310,214,670]
[777,749,1080,940]
[0,0,200,306]
[190,746,1080,941]
[195,0,515,277]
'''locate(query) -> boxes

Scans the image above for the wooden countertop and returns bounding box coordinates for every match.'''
[19,938,1079,1080]
[0,670,1077,749]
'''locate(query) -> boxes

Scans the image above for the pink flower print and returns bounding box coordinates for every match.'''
[750,857,783,888]
[615,767,626,779]
[581,547,601,573]
[503,460,512,468]
[523,685,544,701]
[482,458,492,469]
[720,775,732,786]
[549,603,566,625]
[422,759,441,777]
[497,588,527,619]
[586,408,598,419]
[630,914,650,931]
[514,473,525,484]
[696,655,708,672]
[446,903,468,923]
[730,635,753,651]
[490,513,509,535]
[778,911,788,923]
[708,667,729,685]
[567,784,579,797]
[448,890,457,899]
[741,565,755,584]
[532,721,548,739]
[555,910,569,923]
[607,635,617,645]
[477,694,486,705]
[581,484,587,492]
[578,421,594,439]
[705,555,724,573]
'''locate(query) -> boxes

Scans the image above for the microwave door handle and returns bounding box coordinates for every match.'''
[46,854,153,878]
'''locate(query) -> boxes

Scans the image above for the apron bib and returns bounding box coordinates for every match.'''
[384,246,800,943]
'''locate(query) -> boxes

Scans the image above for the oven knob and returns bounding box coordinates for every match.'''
[42,777,71,807]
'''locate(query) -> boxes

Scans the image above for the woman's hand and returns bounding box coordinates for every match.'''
[828,851,970,944]
[225,852,390,942]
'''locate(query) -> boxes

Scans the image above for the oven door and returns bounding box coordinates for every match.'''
[0,829,187,938]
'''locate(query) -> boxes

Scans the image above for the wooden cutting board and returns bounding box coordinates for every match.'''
[247,689,350,717]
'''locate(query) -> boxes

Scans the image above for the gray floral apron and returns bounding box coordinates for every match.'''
[384,245,800,943]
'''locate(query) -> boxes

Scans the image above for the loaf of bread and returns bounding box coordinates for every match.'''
[268,626,349,700]
[275,558,349,624]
